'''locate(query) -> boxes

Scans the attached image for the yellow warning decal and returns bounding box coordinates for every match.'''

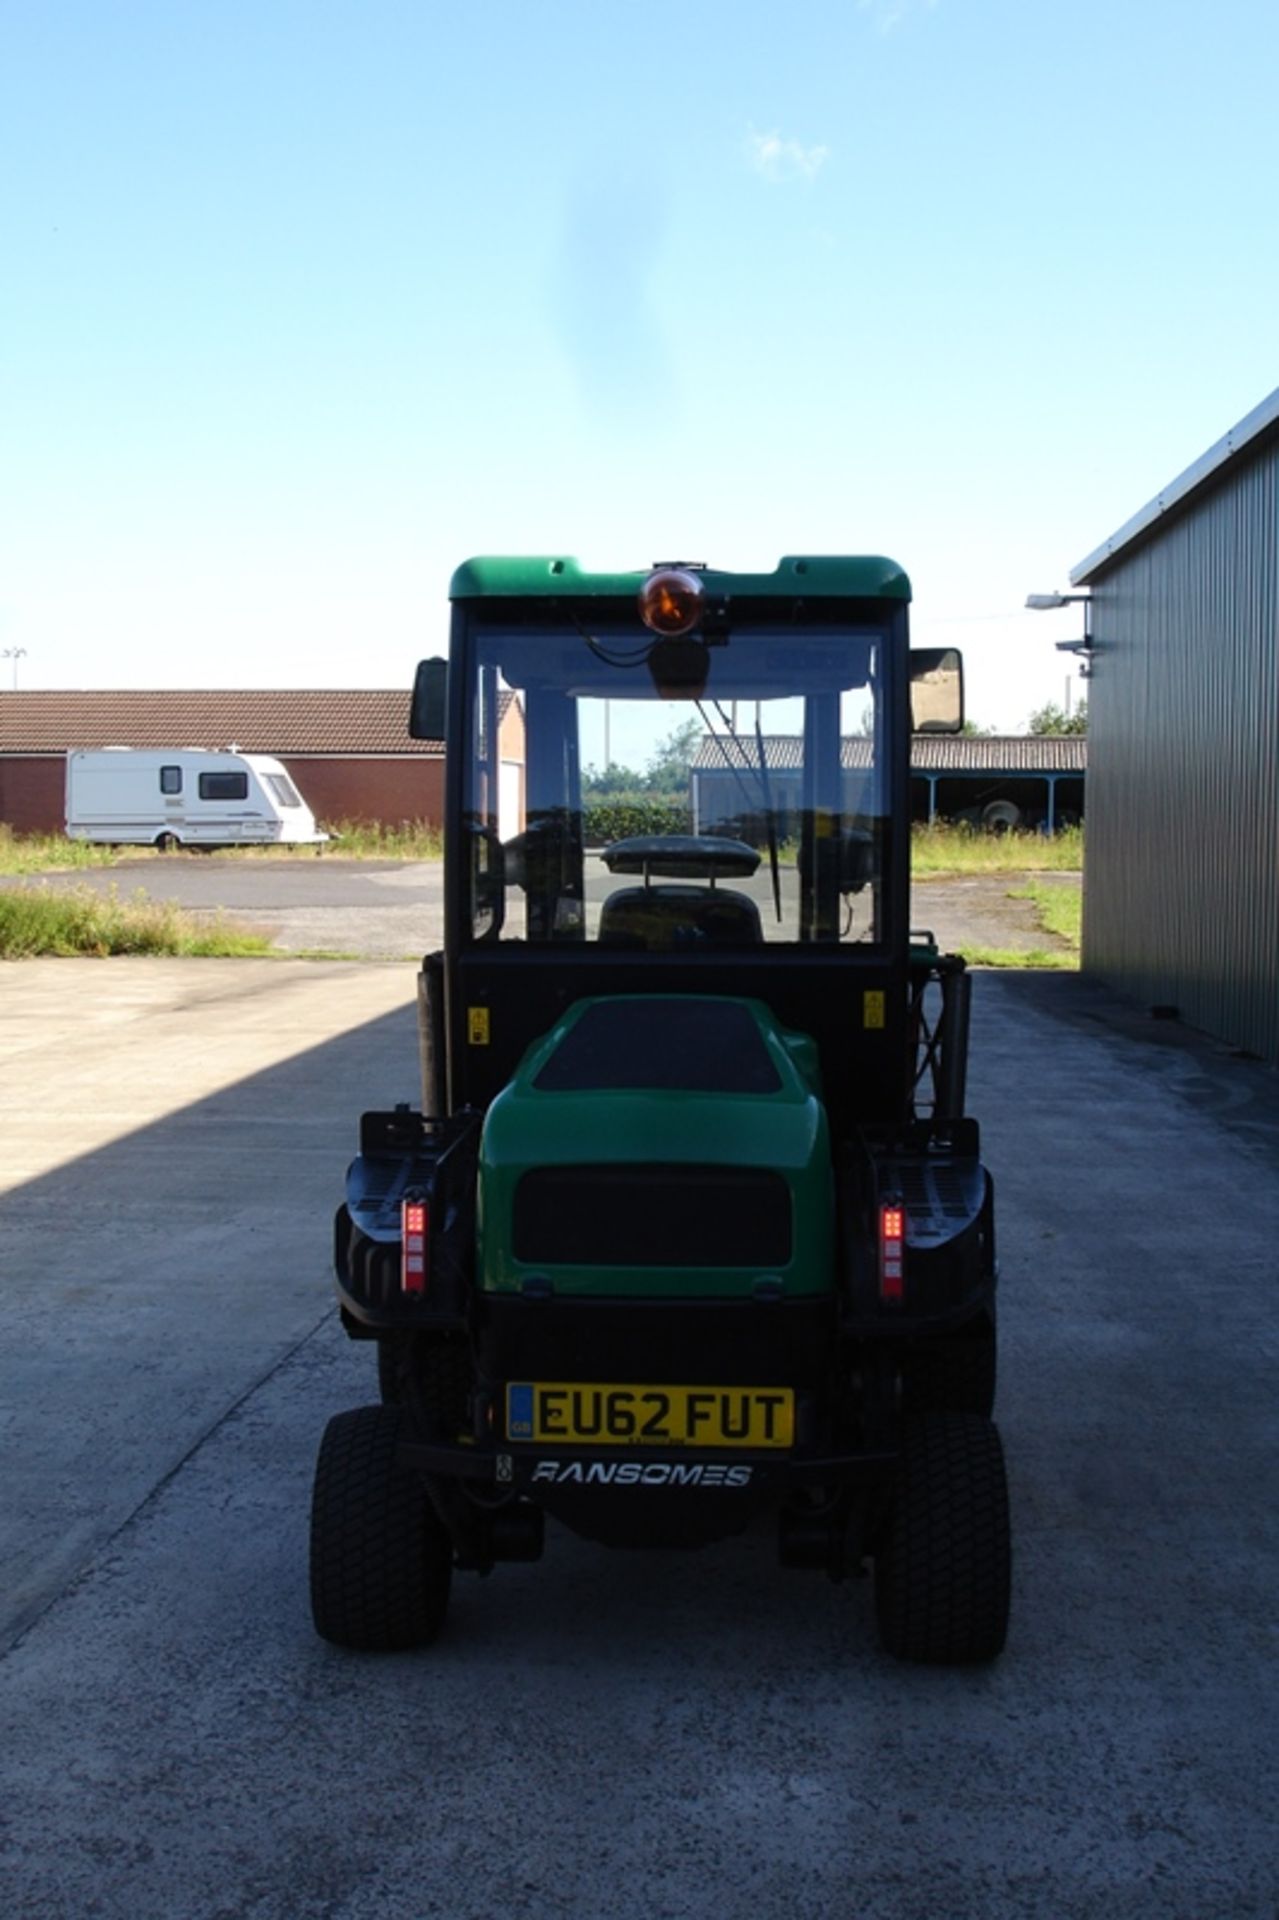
[863,990,885,1030]
[467,1006,491,1046]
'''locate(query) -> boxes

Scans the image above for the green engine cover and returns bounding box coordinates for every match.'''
[478,995,833,1300]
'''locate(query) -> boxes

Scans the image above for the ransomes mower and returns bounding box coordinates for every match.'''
[310,557,1010,1663]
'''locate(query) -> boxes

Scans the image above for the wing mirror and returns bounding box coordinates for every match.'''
[409,658,447,741]
[910,648,963,733]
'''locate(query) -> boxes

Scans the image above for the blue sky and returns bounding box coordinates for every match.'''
[3,0,1277,728]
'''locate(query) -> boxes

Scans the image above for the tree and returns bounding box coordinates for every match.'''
[960,718,995,737]
[642,718,703,794]
[581,719,703,797]
[1028,699,1087,736]
[581,760,645,795]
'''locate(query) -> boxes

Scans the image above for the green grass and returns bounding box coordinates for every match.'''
[959,878,1082,971]
[912,821,1083,876]
[7,818,1080,877]
[0,886,274,958]
[314,818,443,859]
[959,945,1078,970]
[0,827,122,874]
[1010,879,1082,947]
[0,820,445,870]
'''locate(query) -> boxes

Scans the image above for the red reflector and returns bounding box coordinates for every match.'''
[879,1200,905,1303]
[401,1197,428,1295]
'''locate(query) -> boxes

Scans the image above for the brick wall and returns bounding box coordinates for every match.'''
[0,757,65,833]
[279,757,444,829]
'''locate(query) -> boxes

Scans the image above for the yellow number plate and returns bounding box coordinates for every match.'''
[506,1382,793,1449]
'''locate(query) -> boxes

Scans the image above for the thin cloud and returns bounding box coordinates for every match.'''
[550,172,674,424]
[746,127,830,184]
[857,0,939,34]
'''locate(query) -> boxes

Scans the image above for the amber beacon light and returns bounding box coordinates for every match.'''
[638,567,705,636]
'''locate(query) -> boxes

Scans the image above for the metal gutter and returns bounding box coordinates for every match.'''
[1071,385,1279,584]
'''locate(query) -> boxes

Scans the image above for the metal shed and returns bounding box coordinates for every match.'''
[1071,386,1279,1063]
[690,734,1085,837]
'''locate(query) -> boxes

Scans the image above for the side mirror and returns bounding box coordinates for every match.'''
[409,658,448,741]
[909,648,964,733]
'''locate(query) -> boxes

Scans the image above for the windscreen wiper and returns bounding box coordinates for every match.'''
[698,700,782,926]
[753,708,783,927]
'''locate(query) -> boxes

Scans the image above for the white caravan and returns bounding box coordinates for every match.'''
[65,748,328,849]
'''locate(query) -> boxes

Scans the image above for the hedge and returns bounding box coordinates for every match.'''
[583,794,692,846]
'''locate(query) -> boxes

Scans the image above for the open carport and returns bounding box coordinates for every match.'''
[0,959,1274,1918]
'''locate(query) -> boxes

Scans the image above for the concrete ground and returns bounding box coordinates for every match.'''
[0,959,1275,1918]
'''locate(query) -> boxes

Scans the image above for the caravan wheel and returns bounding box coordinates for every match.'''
[154,832,181,853]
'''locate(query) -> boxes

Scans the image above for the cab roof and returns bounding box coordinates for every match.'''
[448,555,911,602]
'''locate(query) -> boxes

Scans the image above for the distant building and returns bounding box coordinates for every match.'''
[691,734,1085,837]
[1071,385,1279,1063]
[0,690,522,837]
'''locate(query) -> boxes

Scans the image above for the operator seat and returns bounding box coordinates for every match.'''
[598,884,763,951]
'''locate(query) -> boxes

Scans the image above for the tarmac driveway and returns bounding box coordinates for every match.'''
[7,855,1076,959]
[0,959,1274,1917]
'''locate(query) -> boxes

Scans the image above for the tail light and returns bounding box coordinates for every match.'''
[879,1198,905,1303]
[401,1196,428,1295]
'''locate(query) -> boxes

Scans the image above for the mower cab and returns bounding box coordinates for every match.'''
[312,557,1009,1665]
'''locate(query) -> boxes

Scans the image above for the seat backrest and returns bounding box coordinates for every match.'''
[598,884,763,951]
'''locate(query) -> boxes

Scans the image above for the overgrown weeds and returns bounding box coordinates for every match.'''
[310,819,443,859]
[0,886,273,958]
[0,827,120,874]
[912,821,1083,875]
[0,820,445,869]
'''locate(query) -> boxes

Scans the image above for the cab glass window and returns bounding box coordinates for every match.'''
[460,616,889,949]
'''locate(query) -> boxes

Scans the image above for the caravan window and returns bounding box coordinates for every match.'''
[262,772,302,808]
[159,765,182,795]
[199,770,249,801]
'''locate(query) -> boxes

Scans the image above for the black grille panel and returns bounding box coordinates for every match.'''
[533,999,781,1094]
[513,1164,792,1268]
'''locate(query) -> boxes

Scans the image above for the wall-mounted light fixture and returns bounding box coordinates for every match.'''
[1025,592,1095,678]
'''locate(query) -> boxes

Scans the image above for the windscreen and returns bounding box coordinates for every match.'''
[461,615,890,949]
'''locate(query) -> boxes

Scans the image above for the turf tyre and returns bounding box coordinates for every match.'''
[309,1403,452,1651]
[875,1411,1010,1664]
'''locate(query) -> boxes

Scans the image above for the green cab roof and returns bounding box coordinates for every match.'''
[449,555,911,603]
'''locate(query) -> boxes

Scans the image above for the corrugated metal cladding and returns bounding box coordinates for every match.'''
[1080,429,1279,1062]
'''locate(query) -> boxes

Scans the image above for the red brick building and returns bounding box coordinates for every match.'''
[0,691,454,835]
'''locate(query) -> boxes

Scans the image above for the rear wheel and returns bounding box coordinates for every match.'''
[875,1412,1010,1664]
[309,1404,452,1650]
[154,831,180,852]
